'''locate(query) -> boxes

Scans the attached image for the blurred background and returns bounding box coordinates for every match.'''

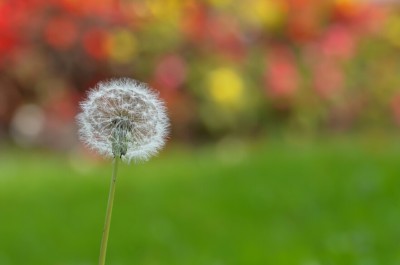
[2,0,400,264]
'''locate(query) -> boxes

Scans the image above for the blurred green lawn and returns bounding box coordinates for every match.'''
[1,137,400,265]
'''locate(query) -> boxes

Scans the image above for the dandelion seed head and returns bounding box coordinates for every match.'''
[77,78,169,162]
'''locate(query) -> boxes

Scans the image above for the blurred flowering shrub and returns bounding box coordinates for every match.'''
[0,0,399,144]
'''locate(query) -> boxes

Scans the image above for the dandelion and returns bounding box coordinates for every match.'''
[78,78,169,162]
[77,78,169,265]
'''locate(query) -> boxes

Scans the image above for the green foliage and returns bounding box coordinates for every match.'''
[1,138,400,264]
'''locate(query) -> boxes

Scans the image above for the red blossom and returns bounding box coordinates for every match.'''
[264,46,299,99]
[319,25,356,61]
[82,29,110,60]
[153,54,187,92]
[44,16,77,50]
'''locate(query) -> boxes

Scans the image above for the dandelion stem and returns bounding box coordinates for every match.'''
[99,157,119,265]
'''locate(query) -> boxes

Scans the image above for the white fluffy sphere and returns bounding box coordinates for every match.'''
[77,78,169,162]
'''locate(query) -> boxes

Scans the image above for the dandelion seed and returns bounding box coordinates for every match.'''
[77,77,169,162]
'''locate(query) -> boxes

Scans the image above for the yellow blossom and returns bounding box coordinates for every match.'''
[207,68,244,108]
[384,15,400,47]
[107,29,137,63]
[240,0,286,28]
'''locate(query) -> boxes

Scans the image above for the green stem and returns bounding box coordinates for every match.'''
[99,157,119,265]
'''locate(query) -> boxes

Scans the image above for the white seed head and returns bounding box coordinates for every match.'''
[77,78,169,162]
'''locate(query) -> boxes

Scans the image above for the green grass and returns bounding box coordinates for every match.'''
[1,137,400,265]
